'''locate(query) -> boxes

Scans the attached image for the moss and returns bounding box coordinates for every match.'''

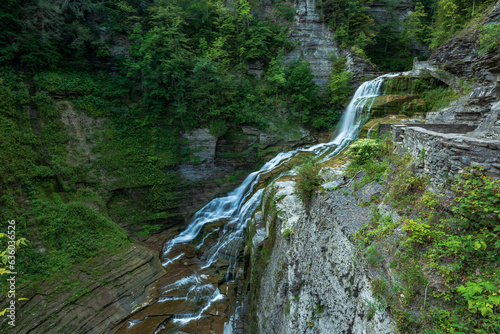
[245,186,279,327]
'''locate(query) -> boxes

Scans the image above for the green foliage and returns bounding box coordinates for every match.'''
[364,243,382,267]
[34,201,127,261]
[318,0,374,49]
[457,280,500,317]
[0,0,103,69]
[328,56,353,107]
[386,154,428,209]
[401,218,432,244]
[122,0,293,129]
[429,0,495,50]
[138,224,162,237]
[345,137,392,190]
[420,87,460,112]
[283,228,295,239]
[33,71,100,95]
[357,214,398,245]
[284,58,319,124]
[402,2,430,45]
[478,23,500,53]
[345,139,383,166]
[371,277,388,296]
[452,166,500,230]
[209,119,228,138]
[365,3,413,72]
[355,145,500,333]
[295,158,321,203]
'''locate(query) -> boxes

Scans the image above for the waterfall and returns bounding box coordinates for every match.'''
[124,74,395,332]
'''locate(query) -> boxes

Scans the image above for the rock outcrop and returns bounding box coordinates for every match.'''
[1,244,165,334]
[246,174,396,333]
[285,0,339,87]
[428,1,500,86]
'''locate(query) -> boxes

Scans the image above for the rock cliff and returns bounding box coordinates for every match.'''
[245,171,397,333]
[285,0,339,87]
[1,244,165,334]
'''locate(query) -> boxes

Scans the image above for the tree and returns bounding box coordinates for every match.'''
[402,2,429,45]
[284,58,319,123]
[126,2,192,118]
[318,0,375,50]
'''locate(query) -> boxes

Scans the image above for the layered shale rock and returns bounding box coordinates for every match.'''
[1,244,165,334]
[246,174,396,333]
[285,0,339,87]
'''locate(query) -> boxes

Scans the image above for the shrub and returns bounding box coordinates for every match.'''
[345,139,383,166]
[478,23,500,53]
[295,158,321,203]
[452,166,500,230]
[387,155,428,208]
[209,119,228,138]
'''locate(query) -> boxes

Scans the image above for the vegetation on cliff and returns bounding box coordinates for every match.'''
[0,0,334,296]
[318,0,497,71]
[348,137,500,333]
[0,0,498,331]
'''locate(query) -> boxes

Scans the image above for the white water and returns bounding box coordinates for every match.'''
[142,74,395,332]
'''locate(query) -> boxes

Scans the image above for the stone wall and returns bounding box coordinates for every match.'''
[383,123,477,138]
[392,125,500,188]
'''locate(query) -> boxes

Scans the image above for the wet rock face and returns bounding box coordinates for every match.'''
[178,126,315,183]
[179,128,219,182]
[250,177,396,334]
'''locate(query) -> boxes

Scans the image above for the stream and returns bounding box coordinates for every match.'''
[111,73,396,334]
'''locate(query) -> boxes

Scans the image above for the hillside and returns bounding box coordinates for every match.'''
[0,0,499,333]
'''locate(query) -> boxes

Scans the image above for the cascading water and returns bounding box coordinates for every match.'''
[116,74,396,334]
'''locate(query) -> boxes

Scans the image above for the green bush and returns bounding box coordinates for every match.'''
[345,139,383,166]
[209,119,228,138]
[34,201,128,261]
[295,158,321,203]
[328,56,353,107]
[452,166,500,230]
[478,23,500,53]
[420,87,459,112]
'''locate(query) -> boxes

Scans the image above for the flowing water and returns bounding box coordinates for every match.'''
[112,74,396,334]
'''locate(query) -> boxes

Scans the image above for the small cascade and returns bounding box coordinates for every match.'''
[114,74,395,334]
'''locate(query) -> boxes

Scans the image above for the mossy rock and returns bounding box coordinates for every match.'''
[370,95,419,116]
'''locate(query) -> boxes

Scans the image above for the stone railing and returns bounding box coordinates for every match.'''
[391,125,500,188]
[381,123,477,138]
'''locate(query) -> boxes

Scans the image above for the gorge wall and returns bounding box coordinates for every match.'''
[285,0,339,87]
[245,172,397,333]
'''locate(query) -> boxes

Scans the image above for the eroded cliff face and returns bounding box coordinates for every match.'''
[410,2,500,140]
[1,244,165,334]
[429,1,500,86]
[245,170,397,333]
[285,0,339,87]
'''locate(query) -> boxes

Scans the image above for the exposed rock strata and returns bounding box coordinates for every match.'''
[248,176,396,333]
[0,244,165,334]
[429,1,500,86]
[285,0,339,87]
[178,126,315,183]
